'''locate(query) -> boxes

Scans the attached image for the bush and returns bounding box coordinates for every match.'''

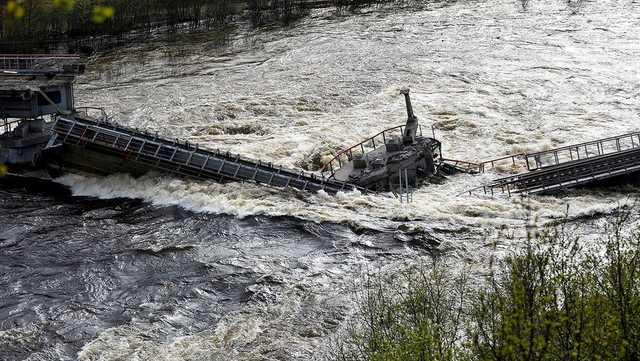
[332,209,640,361]
[331,260,469,361]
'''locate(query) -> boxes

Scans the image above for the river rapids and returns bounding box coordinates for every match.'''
[1,0,639,359]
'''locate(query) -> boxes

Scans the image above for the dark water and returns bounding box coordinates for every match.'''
[2,0,640,359]
[0,179,414,360]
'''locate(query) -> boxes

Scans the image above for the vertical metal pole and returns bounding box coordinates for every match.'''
[399,170,403,204]
[405,169,410,203]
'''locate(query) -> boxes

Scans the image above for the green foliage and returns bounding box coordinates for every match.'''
[91,5,114,24]
[332,261,469,361]
[5,1,26,18]
[53,0,75,11]
[471,212,640,361]
[1,0,228,42]
[1,0,402,46]
[2,0,113,22]
[334,210,640,361]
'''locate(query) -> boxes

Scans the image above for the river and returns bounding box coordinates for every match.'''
[1,0,639,359]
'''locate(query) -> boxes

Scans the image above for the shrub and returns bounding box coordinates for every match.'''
[331,260,468,361]
[332,208,640,361]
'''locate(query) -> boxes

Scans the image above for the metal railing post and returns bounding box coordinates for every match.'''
[398,170,403,203]
[405,169,410,203]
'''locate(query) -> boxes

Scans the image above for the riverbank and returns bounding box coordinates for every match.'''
[332,210,640,361]
[0,0,403,54]
[2,0,639,359]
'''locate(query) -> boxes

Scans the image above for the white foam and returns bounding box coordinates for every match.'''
[55,166,638,233]
[68,1,640,359]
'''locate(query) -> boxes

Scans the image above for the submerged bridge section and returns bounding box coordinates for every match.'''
[465,131,640,196]
[50,114,363,195]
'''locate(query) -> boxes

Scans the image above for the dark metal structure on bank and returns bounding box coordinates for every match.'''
[0,54,441,196]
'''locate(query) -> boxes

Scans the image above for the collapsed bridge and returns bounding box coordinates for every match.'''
[1,54,440,197]
[2,54,640,199]
[456,131,640,196]
[49,114,364,195]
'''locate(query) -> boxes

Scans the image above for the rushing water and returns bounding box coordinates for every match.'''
[2,0,640,359]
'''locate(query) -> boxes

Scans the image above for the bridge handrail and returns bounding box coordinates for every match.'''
[525,131,640,171]
[0,54,82,72]
[443,153,526,173]
[0,54,81,59]
[54,115,369,194]
[75,107,110,122]
[477,153,526,172]
[526,131,640,157]
[441,158,482,173]
[63,113,354,189]
[320,124,424,177]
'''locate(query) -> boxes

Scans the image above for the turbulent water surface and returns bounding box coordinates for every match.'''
[2,0,640,359]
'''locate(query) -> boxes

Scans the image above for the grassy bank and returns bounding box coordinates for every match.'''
[332,209,640,361]
[0,0,406,53]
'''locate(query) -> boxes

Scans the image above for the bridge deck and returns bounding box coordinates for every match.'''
[468,131,640,196]
[51,115,363,195]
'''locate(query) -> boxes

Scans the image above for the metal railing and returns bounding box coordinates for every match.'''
[321,124,424,177]
[0,54,81,72]
[441,158,482,173]
[2,118,23,135]
[75,107,110,122]
[51,115,367,195]
[448,132,640,176]
[443,153,526,174]
[463,146,640,197]
[477,153,526,172]
[524,131,640,171]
